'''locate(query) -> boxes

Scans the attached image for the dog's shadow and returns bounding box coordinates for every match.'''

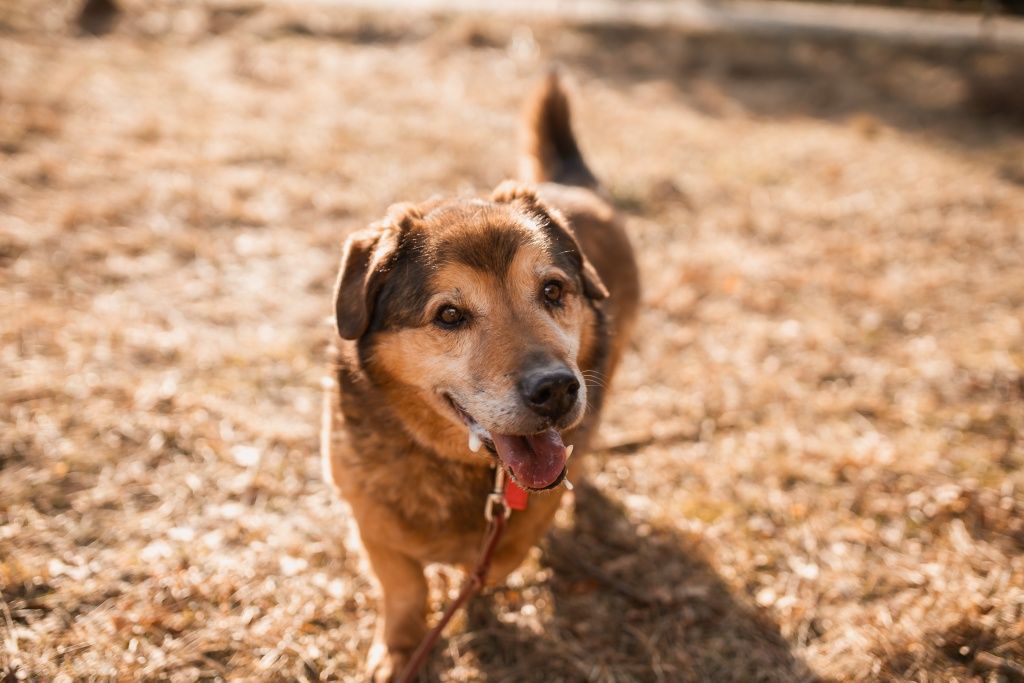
[431,480,817,682]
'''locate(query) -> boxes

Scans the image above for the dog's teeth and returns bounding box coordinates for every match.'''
[468,431,482,453]
[566,444,574,458]
[564,478,574,491]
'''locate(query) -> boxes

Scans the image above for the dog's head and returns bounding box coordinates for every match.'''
[333,183,607,490]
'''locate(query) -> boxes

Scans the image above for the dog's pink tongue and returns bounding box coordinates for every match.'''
[490,428,567,490]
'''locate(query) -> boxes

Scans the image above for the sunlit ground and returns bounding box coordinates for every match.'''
[2,2,1023,681]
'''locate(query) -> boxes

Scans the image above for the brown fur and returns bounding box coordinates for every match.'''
[322,74,639,681]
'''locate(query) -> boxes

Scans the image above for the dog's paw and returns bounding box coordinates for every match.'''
[366,641,413,683]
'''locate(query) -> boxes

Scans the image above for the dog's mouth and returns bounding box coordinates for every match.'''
[445,395,569,492]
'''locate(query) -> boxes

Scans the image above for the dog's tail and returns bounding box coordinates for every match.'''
[519,70,599,189]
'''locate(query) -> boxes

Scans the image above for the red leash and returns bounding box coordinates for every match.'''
[395,468,527,683]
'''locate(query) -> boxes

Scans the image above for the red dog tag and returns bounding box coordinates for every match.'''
[504,479,529,510]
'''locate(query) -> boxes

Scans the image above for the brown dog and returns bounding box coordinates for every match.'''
[322,73,639,681]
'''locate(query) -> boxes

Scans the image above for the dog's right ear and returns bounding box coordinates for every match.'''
[334,227,397,339]
[333,205,419,339]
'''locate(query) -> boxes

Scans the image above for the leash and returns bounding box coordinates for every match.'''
[395,467,526,683]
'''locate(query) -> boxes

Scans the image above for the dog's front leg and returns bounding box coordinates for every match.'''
[363,539,428,682]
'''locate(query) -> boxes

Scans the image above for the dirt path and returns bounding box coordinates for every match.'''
[292,0,1024,45]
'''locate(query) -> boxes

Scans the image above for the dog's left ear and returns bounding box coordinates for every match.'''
[492,181,609,301]
[334,204,419,339]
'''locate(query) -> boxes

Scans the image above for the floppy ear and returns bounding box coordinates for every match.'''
[567,238,610,301]
[333,227,397,339]
[491,181,609,301]
[334,202,425,339]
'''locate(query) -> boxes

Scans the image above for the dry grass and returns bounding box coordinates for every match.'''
[2,2,1024,681]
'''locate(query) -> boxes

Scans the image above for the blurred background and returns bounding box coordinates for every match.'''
[2,0,1023,680]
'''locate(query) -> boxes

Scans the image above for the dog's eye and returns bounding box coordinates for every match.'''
[542,281,564,305]
[436,305,465,327]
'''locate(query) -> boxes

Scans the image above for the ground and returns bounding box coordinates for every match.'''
[2,1,1024,681]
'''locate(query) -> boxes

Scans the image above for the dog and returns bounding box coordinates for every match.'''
[322,72,639,681]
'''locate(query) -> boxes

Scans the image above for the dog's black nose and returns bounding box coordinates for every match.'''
[519,369,580,420]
